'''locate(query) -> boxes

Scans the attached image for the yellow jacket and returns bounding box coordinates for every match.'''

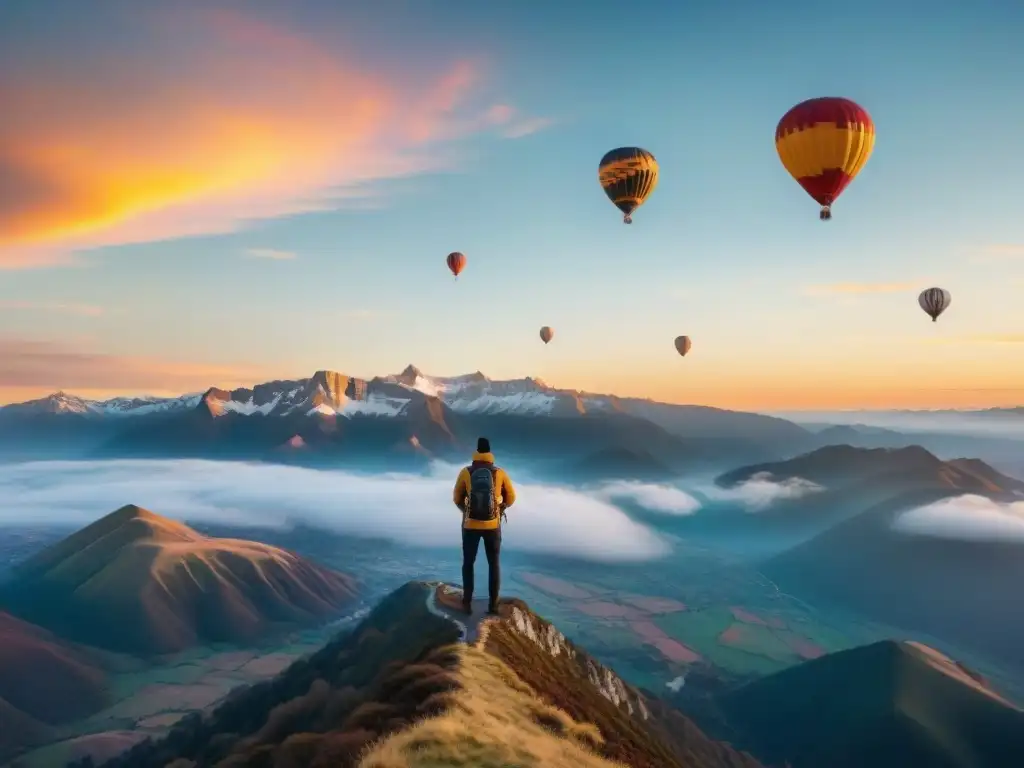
[453,451,517,530]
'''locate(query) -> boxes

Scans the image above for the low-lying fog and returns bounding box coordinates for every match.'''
[1,459,1022,564]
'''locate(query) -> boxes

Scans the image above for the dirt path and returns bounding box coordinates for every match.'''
[425,583,500,647]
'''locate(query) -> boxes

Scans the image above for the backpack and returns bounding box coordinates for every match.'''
[467,465,499,522]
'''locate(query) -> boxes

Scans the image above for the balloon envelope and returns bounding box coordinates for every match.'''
[918,287,951,322]
[674,336,692,356]
[775,97,875,219]
[539,326,554,344]
[446,252,466,277]
[598,147,659,224]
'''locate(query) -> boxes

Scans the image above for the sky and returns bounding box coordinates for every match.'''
[1,0,1022,411]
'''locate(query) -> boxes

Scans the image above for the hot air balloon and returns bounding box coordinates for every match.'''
[918,287,951,322]
[446,252,466,279]
[598,147,659,224]
[775,97,875,220]
[539,326,554,344]
[674,336,692,357]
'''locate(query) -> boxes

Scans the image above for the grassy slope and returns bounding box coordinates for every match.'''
[483,598,761,768]
[81,583,759,768]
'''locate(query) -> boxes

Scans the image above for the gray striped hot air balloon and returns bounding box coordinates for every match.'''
[918,287,951,322]
[539,326,554,344]
[674,335,692,357]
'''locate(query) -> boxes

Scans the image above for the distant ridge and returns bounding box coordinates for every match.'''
[86,581,762,768]
[708,639,1024,768]
[717,444,1024,498]
[0,505,360,655]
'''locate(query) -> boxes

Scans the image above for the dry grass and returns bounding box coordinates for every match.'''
[360,643,627,768]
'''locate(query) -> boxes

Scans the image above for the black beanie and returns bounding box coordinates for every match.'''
[476,437,491,453]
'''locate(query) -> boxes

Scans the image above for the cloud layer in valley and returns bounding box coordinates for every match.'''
[893,494,1024,542]
[595,481,702,516]
[0,459,671,563]
[703,472,825,511]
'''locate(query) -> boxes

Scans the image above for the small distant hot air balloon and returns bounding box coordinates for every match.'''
[674,336,692,357]
[775,97,875,220]
[539,326,554,344]
[598,147,659,224]
[918,287,951,322]
[446,251,466,279]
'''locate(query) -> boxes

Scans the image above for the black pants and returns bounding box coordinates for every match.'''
[462,527,501,605]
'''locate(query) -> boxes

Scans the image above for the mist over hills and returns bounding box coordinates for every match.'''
[718,444,1024,498]
[713,446,1024,668]
[0,505,360,655]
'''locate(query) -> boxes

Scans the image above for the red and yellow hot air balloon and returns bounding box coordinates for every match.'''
[775,97,875,220]
[446,251,466,279]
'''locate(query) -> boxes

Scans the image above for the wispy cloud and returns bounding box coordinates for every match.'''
[0,337,271,398]
[595,481,702,516]
[0,301,105,317]
[0,459,672,563]
[243,248,297,260]
[501,116,555,139]
[0,6,550,269]
[802,281,918,297]
[703,472,825,512]
[969,244,1024,264]
[894,494,1024,543]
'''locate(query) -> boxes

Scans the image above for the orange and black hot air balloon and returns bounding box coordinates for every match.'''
[446,251,466,279]
[775,97,875,220]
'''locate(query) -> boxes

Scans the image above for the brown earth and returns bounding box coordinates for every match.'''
[0,610,112,762]
[0,505,360,655]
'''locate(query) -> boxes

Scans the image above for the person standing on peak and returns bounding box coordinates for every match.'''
[452,437,516,616]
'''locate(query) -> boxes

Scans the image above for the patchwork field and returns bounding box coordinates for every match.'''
[9,625,349,768]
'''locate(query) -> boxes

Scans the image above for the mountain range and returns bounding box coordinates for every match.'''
[0,366,836,472]
[3,366,1023,478]
[0,505,360,656]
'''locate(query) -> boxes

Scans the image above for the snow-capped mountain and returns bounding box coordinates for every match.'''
[0,391,202,417]
[192,365,611,420]
[0,365,818,471]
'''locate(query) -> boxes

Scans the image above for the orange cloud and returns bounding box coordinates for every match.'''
[802,281,918,297]
[0,337,275,401]
[0,7,549,268]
